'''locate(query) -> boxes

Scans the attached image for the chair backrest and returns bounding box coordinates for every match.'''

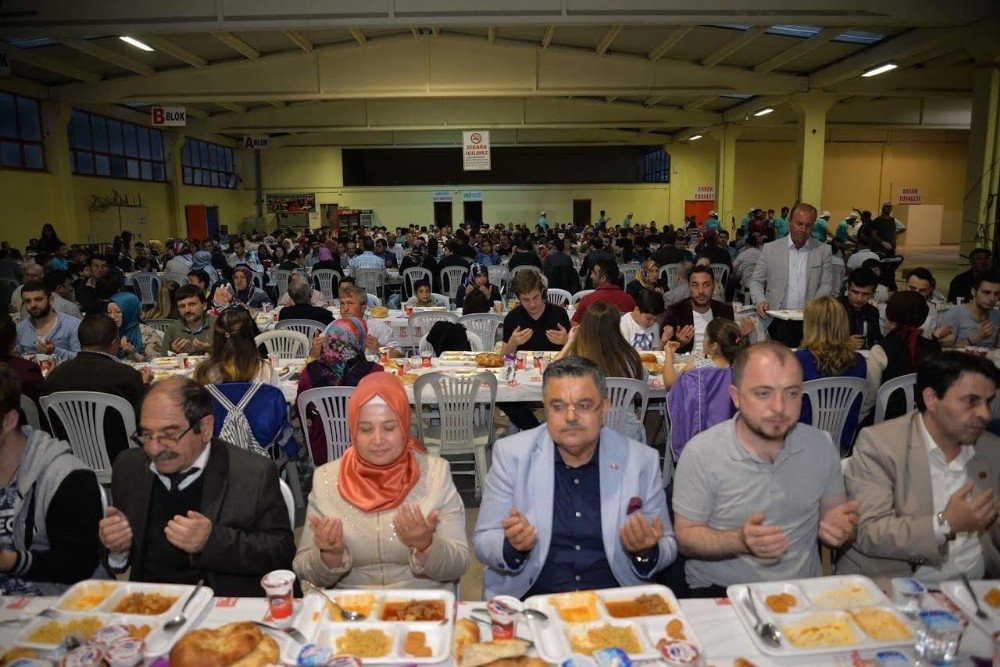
[709,263,730,286]
[660,263,681,287]
[274,319,325,340]
[144,319,175,334]
[354,268,386,298]
[403,267,433,299]
[509,265,542,286]
[739,262,757,291]
[408,311,460,351]
[802,377,869,451]
[604,378,650,443]
[278,478,295,529]
[830,261,845,297]
[254,330,310,358]
[874,373,917,424]
[413,371,497,453]
[571,289,594,305]
[440,266,469,300]
[296,386,355,464]
[546,288,571,307]
[40,391,137,484]
[132,272,159,306]
[486,265,509,291]
[620,263,641,286]
[251,272,266,290]
[311,269,342,302]
[458,313,504,350]
[272,269,293,300]
[20,395,40,430]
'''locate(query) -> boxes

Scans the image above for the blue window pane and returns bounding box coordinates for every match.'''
[183,166,192,183]
[0,142,20,167]
[95,154,110,175]
[192,168,201,184]
[126,159,139,179]
[208,145,218,170]
[123,123,137,157]
[111,156,126,177]
[0,94,15,139]
[210,171,219,187]
[76,151,94,174]
[16,97,41,141]
[91,116,108,152]
[108,120,123,154]
[223,148,233,171]
[153,163,164,181]
[151,132,163,160]
[199,141,209,167]
[71,111,91,149]
[140,161,152,180]
[138,127,151,158]
[181,141,190,164]
[23,144,43,169]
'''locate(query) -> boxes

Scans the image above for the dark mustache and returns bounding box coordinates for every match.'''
[149,450,180,463]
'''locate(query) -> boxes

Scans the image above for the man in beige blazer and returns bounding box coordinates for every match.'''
[841,351,1000,584]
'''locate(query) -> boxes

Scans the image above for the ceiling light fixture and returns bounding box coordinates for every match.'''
[861,62,897,77]
[119,36,154,51]
[753,107,774,117]
[688,134,703,141]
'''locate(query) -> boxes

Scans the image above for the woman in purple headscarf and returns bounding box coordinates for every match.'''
[312,245,341,272]
[454,263,501,309]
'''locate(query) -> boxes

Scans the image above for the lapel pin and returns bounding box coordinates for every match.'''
[979,471,987,479]
[611,463,620,471]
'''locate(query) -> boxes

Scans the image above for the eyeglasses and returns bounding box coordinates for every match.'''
[545,400,604,416]
[131,422,195,448]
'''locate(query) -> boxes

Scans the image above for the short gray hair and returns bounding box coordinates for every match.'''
[288,279,311,305]
[338,282,366,303]
[542,355,606,396]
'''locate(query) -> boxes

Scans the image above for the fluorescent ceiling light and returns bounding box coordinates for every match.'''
[861,63,897,78]
[688,134,703,141]
[753,107,774,117]
[119,36,154,51]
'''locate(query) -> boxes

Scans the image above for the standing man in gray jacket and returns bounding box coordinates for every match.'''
[749,203,833,346]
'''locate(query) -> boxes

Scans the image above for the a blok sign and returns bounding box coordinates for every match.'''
[463,130,491,171]
[151,106,187,127]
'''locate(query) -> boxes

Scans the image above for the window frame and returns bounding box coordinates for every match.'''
[0,92,45,172]
[68,109,167,182]
[642,147,669,183]
[181,137,237,190]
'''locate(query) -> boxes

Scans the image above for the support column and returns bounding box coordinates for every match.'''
[709,124,743,232]
[168,130,186,239]
[789,92,838,209]
[41,102,79,241]
[961,64,1000,254]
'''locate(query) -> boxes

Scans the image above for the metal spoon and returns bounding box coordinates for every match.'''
[301,580,365,621]
[961,573,989,620]
[743,589,783,648]
[470,606,549,622]
[163,579,204,632]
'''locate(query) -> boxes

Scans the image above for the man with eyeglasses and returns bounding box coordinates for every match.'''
[98,378,295,596]
[474,356,676,599]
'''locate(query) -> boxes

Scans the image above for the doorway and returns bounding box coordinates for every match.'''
[434,201,453,229]
[683,200,715,230]
[463,201,483,227]
[573,199,592,227]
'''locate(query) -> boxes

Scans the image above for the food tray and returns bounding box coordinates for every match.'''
[295,588,455,664]
[727,575,916,657]
[765,310,804,321]
[941,579,1000,634]
[16,580,213,657]
[522,584,700,664]
[437,351,480,367]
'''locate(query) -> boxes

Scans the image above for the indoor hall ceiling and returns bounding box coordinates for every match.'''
[0,1,995,146]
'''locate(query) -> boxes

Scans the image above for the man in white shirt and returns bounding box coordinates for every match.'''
[841,351,1000,583]
[620,289,664,351]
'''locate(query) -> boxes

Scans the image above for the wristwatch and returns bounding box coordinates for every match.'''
[631,550,656,566]
[936,511,956,541]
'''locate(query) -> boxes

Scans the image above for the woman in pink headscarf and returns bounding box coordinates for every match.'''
[312,245,341,272]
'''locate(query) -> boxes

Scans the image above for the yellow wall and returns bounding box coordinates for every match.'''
[666,139,719,224]
[733,142,799,222]
[0,170,60,244]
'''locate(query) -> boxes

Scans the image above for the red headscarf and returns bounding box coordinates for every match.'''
[338,374,425,512]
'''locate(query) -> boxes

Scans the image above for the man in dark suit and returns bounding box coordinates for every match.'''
[661,266,750,354]
[45,314,151,462]
[98,378,295,597]
[838,267,882,350]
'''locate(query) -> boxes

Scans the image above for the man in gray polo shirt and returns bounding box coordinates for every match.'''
[672,342,860,595]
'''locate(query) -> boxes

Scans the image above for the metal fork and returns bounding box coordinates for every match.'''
[0,607,61,626]
[961,573,989,620]
[251,620,308,645]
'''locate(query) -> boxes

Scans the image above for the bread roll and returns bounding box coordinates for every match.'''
[457,639,530,667]
[453,617,480,660]
[169,622,279,667]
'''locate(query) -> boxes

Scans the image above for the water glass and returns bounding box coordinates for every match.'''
[915,610,962,665]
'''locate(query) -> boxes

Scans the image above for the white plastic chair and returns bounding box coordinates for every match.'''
[251,272,266,291]
[571,289,594,305]
[802,377,869,455]
[604,378,650,444]
[40,392,138,484]
[874,373,917,424]
[486,265,509,291]
[621,263,641,287]
[440,266,469,303]
[275,319,326,340]
[408,311,459,354]
[509,265,542,286]
[659,263,681,287]
[403,267,433,300]
[459,313,504,350]
[278,478,296,529]
[738,262,757,300]
[296,386,355,465]
[709,263,730,287]
[255,330,309,358]
[311,269,342,302]
[271,269,293,301]
[546,288,571,307]
[132,272,159,307]
[144,319,174,335]
[20,395,40,430]
[354,268,387,303]
[413,371,497,499]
